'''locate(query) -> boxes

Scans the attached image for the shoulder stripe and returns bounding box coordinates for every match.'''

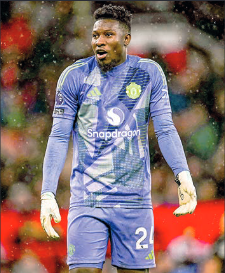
[138,59,166,85]
[57,62,87,90]
[138,59,156,63]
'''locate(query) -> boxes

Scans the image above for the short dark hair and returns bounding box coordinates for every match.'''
[93,4,132,33]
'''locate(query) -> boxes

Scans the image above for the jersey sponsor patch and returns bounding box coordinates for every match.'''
[56,90,64,105]
[53,108,64,115]
[106,107,125,126]
[87,128,140,141]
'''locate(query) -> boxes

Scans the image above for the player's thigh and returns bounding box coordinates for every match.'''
[110,208,155,269]
[67,207,109,268]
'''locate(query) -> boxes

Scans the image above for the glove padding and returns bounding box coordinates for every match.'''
[173,171,197,217]
[40,192,61,238]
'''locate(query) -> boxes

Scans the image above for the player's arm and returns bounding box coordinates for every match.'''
[41,65,79,238]
[41,118,74,238]
[152,113,197,217]
[149,61,197,216]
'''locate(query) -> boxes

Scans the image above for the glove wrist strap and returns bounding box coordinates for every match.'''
[41,192,55,200]
[175,175,181,186]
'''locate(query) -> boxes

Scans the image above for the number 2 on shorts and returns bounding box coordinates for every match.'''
[135,227,154,249]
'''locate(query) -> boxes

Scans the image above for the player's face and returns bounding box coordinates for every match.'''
[92,19,131,72]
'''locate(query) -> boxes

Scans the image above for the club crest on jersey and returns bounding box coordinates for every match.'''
[68,244,75,256]
[126,82,141,99]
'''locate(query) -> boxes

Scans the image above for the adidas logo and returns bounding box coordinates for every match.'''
[87,87,101,98]
[145,250,155,260]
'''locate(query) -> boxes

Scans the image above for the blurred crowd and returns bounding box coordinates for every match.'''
[1,1,224,273]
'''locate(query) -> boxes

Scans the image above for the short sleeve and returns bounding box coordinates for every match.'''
[52,65,79,120]
[149,62,172,118]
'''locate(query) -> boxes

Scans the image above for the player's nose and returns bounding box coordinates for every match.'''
[95,34,106,46]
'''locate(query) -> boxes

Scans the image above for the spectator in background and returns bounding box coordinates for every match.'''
[150,227,212,273]
[166,226,211,273]
[11,251,48,273]
[200,213,224,273]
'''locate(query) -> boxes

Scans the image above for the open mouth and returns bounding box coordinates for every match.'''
[96,50,107,60]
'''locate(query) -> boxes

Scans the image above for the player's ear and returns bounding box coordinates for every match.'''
[124,33,131,47]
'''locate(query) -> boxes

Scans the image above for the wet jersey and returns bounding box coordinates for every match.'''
[52,55,171,208]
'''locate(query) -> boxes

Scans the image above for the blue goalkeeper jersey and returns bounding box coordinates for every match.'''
[52,54,171,208]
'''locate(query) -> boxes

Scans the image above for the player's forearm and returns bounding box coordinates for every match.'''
[41,118,74,195]
[42,136,69,195]
[152,113,189,176]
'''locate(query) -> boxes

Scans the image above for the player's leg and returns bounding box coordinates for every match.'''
[67,207,109,271]
[109,208,155,270]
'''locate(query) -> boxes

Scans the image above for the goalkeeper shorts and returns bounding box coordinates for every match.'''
[67,206,156,270]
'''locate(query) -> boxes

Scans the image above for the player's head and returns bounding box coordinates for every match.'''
[92,4,132,72]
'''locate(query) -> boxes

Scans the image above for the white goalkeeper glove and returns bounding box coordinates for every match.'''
[173,171,197,217]
[40,192,61,238]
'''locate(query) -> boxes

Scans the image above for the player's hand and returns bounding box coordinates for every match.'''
[40,192,61,238]
[173,171,197,217]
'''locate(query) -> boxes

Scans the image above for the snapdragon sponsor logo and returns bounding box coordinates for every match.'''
[87,107,140,140]
[106,107,124,126]
[87,128,140,141]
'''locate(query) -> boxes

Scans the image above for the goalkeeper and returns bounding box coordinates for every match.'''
[40,3,197,273]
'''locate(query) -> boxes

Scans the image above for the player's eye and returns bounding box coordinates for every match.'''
[92,33,98,39]
[105,32,113,37]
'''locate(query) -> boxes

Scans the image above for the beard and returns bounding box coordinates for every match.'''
[97,59,119,73]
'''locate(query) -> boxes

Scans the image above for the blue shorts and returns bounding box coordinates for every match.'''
[67,207,156,270]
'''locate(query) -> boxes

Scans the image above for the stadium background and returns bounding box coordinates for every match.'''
[1,1,224,273]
